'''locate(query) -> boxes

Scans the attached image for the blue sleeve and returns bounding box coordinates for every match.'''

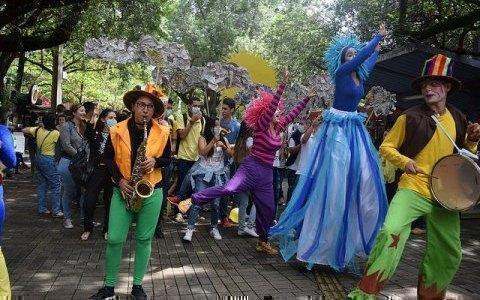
[365,50,379,74]
[336,33,382,77]
[0,126,16,169]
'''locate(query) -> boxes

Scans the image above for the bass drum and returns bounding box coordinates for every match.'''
[430,154,480,212]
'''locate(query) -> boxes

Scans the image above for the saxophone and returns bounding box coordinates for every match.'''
[125,117,154,212]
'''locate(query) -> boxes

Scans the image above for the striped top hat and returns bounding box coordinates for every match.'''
[411,54,461,92]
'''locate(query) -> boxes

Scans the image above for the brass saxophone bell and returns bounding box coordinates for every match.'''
[135,179,154,199]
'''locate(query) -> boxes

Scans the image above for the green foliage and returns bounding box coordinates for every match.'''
[10,0,175,109]
[261,3,336,81]
[333,0,480,54]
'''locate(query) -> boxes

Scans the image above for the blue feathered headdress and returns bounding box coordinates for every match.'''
[324,34,370,82]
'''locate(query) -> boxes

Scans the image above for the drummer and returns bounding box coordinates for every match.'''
[348,54,480,299]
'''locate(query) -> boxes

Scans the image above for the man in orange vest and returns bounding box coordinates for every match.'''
[90,84,170,300]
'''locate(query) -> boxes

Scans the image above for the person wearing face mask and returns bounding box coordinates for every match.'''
[168,96,205,223]
[270,23,388,271]
[182,117,233,242]
[81,109,117,241]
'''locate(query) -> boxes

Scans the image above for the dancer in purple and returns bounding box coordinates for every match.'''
[191,70,312,255]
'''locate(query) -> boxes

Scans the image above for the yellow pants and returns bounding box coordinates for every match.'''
[0,248,10,298]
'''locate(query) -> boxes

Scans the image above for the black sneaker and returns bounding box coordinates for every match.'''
[89,287,116,300]
[131,285,147,300]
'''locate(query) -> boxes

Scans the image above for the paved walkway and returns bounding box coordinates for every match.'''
[2,173,480,299]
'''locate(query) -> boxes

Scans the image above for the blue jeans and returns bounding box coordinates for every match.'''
[187,174,220,229]
[57,157,76,219]
[237,191,256,231]
[286,168,298,204]
[35,154,61,214]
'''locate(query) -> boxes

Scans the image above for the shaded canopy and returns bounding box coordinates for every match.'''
[367,45,480,121]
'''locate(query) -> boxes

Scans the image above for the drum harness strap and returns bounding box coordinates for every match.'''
[431,115,479,160]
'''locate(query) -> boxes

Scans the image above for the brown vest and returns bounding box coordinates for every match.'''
[399,103,467,159]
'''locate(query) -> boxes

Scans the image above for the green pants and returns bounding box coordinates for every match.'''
[104,187,162,287]
[348,189,461,300]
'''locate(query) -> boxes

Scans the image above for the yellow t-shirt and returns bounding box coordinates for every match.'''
[380,109,477,199]
[175,113,203,161]
[27,127,60,156]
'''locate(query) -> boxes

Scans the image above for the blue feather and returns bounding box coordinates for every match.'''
[324,34,370,82]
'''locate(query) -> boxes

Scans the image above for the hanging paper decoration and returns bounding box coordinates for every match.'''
[365,86,397,116]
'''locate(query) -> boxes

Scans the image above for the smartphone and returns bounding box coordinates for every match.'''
[308,110,321,121]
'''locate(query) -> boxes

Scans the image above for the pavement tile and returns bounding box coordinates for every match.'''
[4,173,480,299]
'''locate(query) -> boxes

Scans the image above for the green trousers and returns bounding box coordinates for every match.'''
[348,189,461,300]
[104,187,162,287]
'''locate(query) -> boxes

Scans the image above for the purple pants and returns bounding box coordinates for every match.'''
[192,155,274,241]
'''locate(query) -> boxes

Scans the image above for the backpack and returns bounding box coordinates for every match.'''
[175,113,205,155]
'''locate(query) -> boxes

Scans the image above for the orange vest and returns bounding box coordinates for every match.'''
[110,119,169,186]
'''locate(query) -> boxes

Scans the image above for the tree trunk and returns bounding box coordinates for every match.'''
[51,44,64,107]
[0,52,16,123]
[15,52,26,92]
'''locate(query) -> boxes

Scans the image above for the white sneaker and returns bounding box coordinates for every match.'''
[63,219,74,229]
[175,213,185,223]
[243,227,259,237]
[183,228,194,242]
[210,228,222,240]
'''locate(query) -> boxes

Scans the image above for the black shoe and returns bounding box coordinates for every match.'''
[89,287,116,300]
[131,285,147,300]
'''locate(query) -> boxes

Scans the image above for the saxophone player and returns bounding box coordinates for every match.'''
[90,84,170,300]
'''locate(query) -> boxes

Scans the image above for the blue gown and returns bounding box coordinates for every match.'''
[0,125,16,244]
[269,34,388,271]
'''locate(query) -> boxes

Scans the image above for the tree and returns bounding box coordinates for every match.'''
[0,1,90,120]
[7,0,174,110]
[167,0,264,66]
[334,0,480,56]
[261,3,336,82]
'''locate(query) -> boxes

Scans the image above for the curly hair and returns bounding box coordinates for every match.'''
[244,91,285,129]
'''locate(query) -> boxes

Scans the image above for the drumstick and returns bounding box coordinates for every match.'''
[416,171,439,179]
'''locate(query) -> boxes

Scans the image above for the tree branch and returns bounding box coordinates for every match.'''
[406,9,480,40]
[0,0,87,30]
[64,56,84,70]
[0,2,90,52]
[68,67,108,73]
[25,57,53,75]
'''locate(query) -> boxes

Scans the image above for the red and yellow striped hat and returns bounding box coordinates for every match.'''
[411,54,461,92]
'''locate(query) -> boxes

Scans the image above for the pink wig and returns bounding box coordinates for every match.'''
[244,91,285,129]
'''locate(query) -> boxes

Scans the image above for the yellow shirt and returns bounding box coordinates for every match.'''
[26,127,60,156]
[176,113,203,161]
[380,109,477,199]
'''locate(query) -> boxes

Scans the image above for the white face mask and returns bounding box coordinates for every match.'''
[106,119,117,127]
[296,124,305,133]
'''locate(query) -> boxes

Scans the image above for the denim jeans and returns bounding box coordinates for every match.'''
[35,154,62,214]
[286,168,299,204]
[273,167,284,202]
[57,157,76,219]
[176,159,195,197]
[219,163,236,219]
[187,174,220,229]
[237,191,256,231]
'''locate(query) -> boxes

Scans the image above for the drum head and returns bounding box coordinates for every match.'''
[430,155,480,211]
